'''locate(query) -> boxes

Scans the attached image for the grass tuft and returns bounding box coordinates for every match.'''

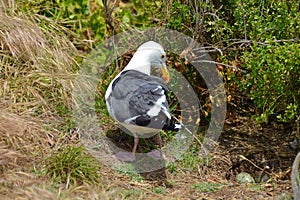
[45,145,100,188]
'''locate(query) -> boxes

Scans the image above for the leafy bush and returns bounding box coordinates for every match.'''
[242,43,299,123]
[232,0,300,41]
[167,1,233,43]
[112,0,164,29]
[167,1,195,33]
[48,0,107,41]
[215,0,300,124]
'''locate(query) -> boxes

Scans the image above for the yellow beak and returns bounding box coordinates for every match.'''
[161,63,169,83]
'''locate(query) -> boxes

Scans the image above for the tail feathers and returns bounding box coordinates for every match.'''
[163,123,182,132]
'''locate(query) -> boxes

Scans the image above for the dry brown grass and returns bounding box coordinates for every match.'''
[0,6,117,199]
[0,107,57,199]
[0,171,55,200]
[0,11,78,115]
[0,14,46,61]
[0,7,82,199]
[0,108,52,170]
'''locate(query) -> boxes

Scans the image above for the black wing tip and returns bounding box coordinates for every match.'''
[163,123,182,132]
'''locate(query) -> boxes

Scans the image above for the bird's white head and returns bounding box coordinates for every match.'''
[124,41,169,82]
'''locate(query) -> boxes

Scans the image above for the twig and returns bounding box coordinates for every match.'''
[223,38,299,50]
[193,59,247,73]
[258,165,270,182]
[102,0,118,33]
[228,101,249,113]
[193,46,223,55]
[239,155,272,176]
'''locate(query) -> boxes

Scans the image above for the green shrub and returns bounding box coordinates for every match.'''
[242,42,300,123]
[217,0,300,124]
[113,0,164,29]
[49,0,107,41]
[167,1,195,33]
[232,0,300,41]
[16,0,107,45]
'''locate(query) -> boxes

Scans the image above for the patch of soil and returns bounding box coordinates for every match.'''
[217,114,296,196]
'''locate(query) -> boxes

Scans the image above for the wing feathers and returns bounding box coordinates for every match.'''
[107,70,172,130]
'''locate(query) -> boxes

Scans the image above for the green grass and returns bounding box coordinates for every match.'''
[116,163,144,181]
[45,146,100,187]
[120,188,145,199]
[151,186,165,194]
[192,182,223,193]
[167,145,210,173]
[180,151,208,170]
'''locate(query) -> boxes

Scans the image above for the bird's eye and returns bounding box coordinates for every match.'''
[161,55,165,59]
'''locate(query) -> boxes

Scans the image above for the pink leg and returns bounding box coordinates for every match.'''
[157,133,163,157]
[132,135,139,154]
[147,133,164,160]
[113,134,138,162]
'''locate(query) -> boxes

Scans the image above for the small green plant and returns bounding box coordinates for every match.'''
[167,162,178,174]
[167,145,209,172]
[151,186,165,194]
[45,146,99,187]
[192,182,223,192]
[179,146,209,170]
[249,183,264,191]
[120,188,145,199]
[115,163,143,181]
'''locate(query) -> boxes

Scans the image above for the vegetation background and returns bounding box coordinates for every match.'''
[0,0,299,199]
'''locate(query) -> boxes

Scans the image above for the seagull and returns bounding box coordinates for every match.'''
[105,41,181,162]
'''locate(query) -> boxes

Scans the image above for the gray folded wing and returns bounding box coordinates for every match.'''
[106,70,171,130]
